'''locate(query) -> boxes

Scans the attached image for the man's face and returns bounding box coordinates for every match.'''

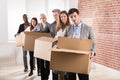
[53,12,59,21]
[69,12,80,24]
[23,15,28,22]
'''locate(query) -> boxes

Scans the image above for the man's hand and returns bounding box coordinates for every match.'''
[90,51,95,59]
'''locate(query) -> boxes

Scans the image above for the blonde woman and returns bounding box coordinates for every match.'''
[32,14,50,32]
[33,13,50,80]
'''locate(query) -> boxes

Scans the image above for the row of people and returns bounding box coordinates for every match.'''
[15,14,31,73]
[15,8,96,80]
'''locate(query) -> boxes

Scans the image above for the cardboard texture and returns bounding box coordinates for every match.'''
[51,48,91,54]
[51,51,91,74]
[34,37,57,61]
[24,32,51,51]
[57,37,92,51]
[50,37,92,74]
[16,32,25,47]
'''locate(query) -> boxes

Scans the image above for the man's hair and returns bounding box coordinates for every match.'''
[52,9,60,13]
[68,8,79,15]
[23,14,27,17]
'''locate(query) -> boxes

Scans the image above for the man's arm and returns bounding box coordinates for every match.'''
[89,27,96,56]
[15,24,22,37]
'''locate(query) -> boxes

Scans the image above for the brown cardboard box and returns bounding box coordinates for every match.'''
[16,32,25,47]
[50,37,92,74]
[34,37,57,61]
[57,37,92,51]
[24,32,51,51]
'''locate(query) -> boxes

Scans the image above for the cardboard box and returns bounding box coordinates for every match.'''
[24,32,51,51]
[50,37,92,74]
[34,37,57,61]
[57,37,92,51]
[16,32,25,47]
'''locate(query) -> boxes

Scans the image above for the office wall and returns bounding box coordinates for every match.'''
[25,0,47,23]
[0,0,78,66]
[7,0,78,41]
[47,0,78,23]
[0,0,26,67]
[7,0,26,41]
[0,0,8,43]
[0,0,15,67]
[0,0,78,43]
[25,0,78,23]
[78,0,120,71]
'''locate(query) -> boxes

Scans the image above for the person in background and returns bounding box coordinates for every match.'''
[49,9,60,37]
[25,17,38,76]
[32,13,50,80]
[48,9,61,80]
[54,10,71,80]
[15,14,29,72]
[32,14,50,32]
[65,8,96,80]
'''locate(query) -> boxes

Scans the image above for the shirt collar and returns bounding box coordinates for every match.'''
[74,22,82,28]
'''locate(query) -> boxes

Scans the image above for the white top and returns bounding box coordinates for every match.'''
[25,26,30,31]
[55,28,66,39]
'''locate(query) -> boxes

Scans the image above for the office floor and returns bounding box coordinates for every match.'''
[0,63,120,80]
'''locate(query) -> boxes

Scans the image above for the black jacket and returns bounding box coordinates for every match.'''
[15,23,26,37]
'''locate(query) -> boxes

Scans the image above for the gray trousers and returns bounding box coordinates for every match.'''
[22,47,36,69]
[22,47,28,69]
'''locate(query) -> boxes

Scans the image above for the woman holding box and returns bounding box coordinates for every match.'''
[32,13,50,80]
[25,17,38,76]
[54,10,71,80]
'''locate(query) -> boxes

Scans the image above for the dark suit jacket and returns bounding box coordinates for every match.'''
[15,23,28,37]
[17,24,25,34]
[49,21,57,37]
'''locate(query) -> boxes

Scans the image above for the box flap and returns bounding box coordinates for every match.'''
[24,32,51,37]
[57,37,92,51]
[34,39,52,61]
[34,37,56,61]
[36,37,57,42]
[24,32,51,51]
[51,48,91,54]
[16,32,25,47]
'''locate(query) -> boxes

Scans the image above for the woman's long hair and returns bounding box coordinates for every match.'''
[56,10,70,32]
[30,17,38,31]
